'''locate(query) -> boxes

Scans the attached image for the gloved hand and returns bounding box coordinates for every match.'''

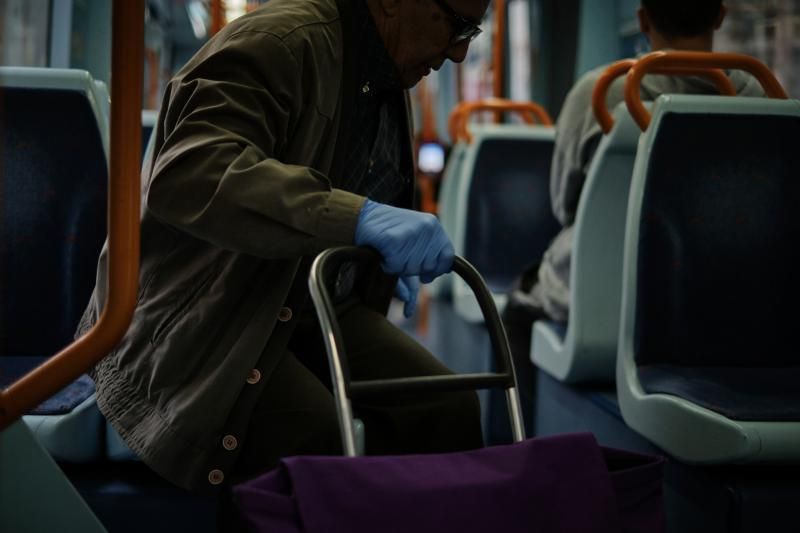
[394,276,420,318]
[354,199,454,283]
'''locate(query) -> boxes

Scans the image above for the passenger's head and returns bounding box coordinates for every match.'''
[638,0,727,51]
[368,0,491,88]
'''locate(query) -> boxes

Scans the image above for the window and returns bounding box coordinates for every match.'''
[0,0,51,67]
[716,0,800,97]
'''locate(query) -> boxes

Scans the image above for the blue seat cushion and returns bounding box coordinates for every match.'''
[1,356,104,462]
[1,87,107,358]
[464,138,560,293]
[634,113,800,368]
[639,365,800,421]
[0,356,95,415]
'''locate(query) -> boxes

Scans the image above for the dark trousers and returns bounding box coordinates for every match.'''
[501,298,548,435]
[228,299,484,484]
[500,263,550,435]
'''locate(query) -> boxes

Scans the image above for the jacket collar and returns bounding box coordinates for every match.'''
[352,0,401,95]
[330,0,415,208]
[329,0,357,186]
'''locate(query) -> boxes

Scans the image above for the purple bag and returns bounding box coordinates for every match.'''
[233,433,665,533]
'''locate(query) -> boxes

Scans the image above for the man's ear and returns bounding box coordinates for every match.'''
[637,7,651,35]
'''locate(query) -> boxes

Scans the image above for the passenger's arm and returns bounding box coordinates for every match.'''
[146,30,364,259]
[549,71,604,226]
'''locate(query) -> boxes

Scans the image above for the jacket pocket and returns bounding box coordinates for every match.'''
[150,263,219,346]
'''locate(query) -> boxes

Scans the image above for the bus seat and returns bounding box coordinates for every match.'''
[0,421,108,533]
[0,357,103,463]
[92,79,111,153]
[617,94,800,463]
[449,124,559,323]
[532,103,642,384]
[0,67,109,462]
[106,424,139,461]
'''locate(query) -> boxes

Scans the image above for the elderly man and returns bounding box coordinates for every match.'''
[77,0,490,499]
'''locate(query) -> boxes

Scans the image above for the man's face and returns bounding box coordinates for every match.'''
[388,0,490,88]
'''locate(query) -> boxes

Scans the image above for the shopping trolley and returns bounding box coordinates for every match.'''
[234,247,665,533]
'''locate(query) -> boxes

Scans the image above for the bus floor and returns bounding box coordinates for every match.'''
[59,460,219,533]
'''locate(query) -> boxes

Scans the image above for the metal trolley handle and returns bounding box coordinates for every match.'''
[308,246,526,456]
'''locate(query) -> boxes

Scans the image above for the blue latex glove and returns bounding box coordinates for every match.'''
[394,276,420,318]
[354,200,454,283]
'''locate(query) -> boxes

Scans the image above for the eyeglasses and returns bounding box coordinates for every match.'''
[431,0,483,44]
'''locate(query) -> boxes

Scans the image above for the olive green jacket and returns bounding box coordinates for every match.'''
[76,0,413,491]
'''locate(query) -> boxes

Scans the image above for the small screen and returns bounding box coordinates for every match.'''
[418,142,446,174]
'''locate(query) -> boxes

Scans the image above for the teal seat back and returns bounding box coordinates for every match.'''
[617,95,800,463]
[0,67,108,358]
[533,105,643,383]
[631,97,800,368]
[450,125,558,322]
[570,105,641,366]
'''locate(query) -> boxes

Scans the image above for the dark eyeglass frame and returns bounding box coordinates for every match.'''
[431,0,483,44]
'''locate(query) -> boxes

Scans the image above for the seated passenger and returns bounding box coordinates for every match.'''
[503,0,764,360]
[76,0,489,509]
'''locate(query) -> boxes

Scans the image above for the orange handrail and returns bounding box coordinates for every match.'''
[448,100,474,142]
[0,0,143,430]
[450,98,553,144]
[593,59,737,134]
[625,51,789,131]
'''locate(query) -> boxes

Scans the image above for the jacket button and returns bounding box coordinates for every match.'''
[208,469,224,485]
[246,368,261,385]
[222,435,238,451]
[278,307,293,322]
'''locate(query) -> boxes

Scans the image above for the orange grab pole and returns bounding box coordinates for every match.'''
[418,176,438,214]
[451,98,553,144]
[625,51,788,132]
[492,0,506,121]
[592,58,737,134]
[420,79,438,142]
[211,0,226,36]
[0,0,143,430]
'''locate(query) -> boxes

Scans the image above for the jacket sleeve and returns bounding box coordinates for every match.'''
[145,29,365,259]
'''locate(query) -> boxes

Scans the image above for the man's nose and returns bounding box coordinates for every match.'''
[444,40,470,64]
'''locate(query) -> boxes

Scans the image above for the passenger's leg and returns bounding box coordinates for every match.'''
[334,303,484,455]
[221,352,342,532]
[231,352,342,481]
[503,263,550,435]
[235,300,483,463]
[501,297,545,435]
